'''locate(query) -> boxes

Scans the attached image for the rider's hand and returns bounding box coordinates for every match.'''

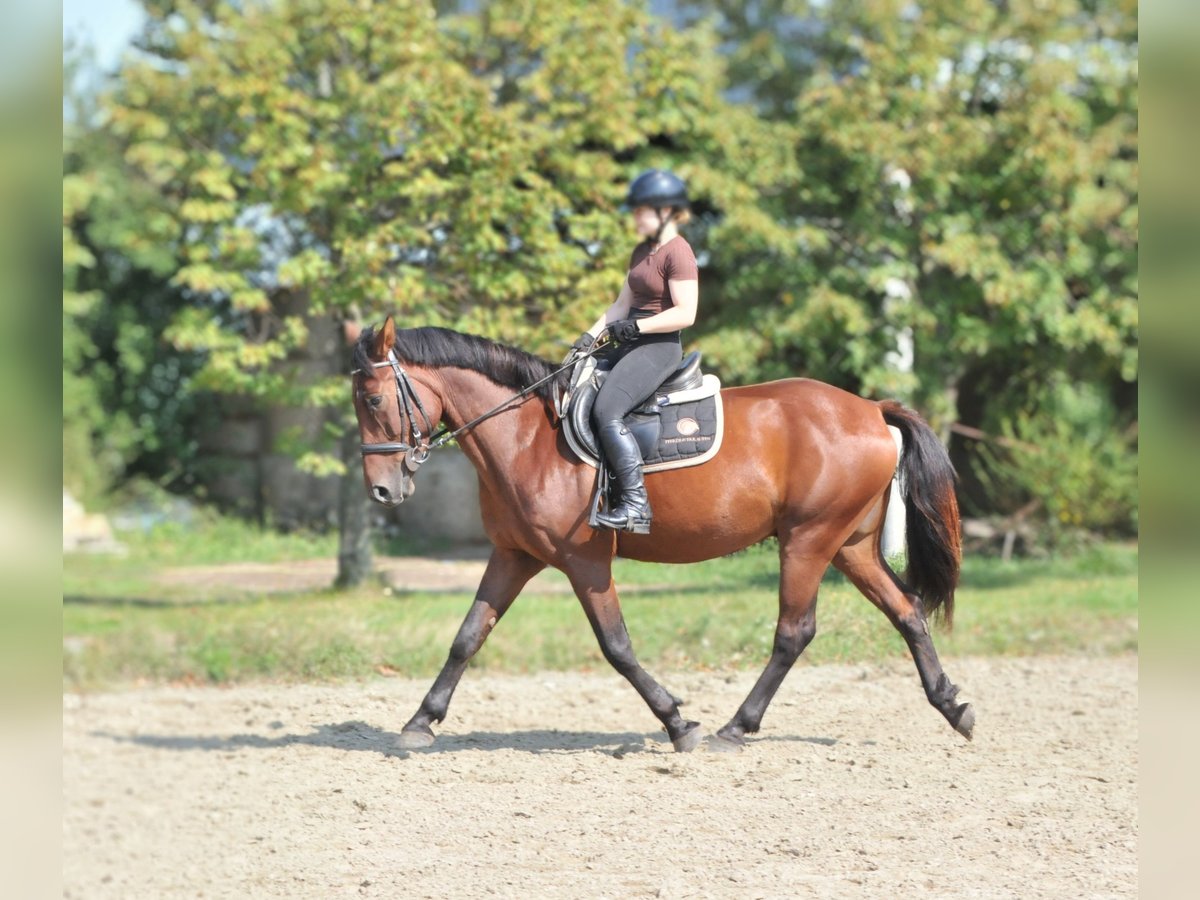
[562,331,596,364]
[610,318,641,344]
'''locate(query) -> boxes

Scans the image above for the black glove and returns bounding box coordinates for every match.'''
[562,331,596,365]
[610,318,641,344]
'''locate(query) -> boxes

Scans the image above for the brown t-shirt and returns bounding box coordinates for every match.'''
[626,236,698,318]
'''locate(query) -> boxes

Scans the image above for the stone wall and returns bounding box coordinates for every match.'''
[382,450,488,544]
[196,380,347,530]
[202,414,486,542]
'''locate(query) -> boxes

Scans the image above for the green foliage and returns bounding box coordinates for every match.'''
[63,170,111,502]
[66,0,1137,531]
[98,0,805,471]
[689,0,1137,438]
[64,47,208,502]
[976,379,1138,542]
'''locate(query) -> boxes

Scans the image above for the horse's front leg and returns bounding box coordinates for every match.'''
[399,547,545,748]
[568,564,702,752]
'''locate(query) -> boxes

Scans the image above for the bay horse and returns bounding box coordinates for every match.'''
[350,317,973,752]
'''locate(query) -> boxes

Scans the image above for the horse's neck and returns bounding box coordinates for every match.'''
[435,368,556,487]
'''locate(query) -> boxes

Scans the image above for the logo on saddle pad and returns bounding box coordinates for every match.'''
[560,355,724,474]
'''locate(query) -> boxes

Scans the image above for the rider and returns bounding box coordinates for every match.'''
[570,169,699,534]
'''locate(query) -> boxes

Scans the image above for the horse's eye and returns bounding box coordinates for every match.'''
[368,395,384,409]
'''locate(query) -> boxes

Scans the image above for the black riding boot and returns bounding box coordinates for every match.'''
[594,422,652,534]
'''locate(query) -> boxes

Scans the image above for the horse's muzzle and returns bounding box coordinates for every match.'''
[370,478,416,506]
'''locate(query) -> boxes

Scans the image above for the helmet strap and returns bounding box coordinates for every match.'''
[652,209,676,246]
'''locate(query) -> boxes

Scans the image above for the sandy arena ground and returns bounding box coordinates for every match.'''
[63,654,1137,898]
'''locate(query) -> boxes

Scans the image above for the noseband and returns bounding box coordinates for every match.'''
[353,350,435,473]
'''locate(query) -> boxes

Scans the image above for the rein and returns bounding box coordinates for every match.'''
[352,340,606,470]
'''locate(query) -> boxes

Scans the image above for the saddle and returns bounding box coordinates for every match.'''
[559,350,725,473]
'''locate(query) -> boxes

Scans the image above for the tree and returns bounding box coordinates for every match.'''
[93,0,1137,550]
[691,0,1137,424]
[104,0,801,578]
[64,43,204,504]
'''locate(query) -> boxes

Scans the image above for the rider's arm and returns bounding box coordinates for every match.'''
[634,278,697,334]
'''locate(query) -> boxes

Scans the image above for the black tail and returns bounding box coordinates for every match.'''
[879,401,962,627]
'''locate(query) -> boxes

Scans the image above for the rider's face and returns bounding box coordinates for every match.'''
[631,206,667,237]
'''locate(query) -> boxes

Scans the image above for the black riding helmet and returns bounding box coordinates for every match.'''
[624,169,689,211]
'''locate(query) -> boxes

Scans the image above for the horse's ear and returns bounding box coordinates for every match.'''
[342,320,363,346]
[372,316,396,358]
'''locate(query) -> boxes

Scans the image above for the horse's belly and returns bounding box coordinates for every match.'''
[616,491,776,563]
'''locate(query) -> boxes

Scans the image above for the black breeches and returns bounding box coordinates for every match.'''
[591,338,683,426]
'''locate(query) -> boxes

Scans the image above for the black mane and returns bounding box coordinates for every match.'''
[353,326,569,403]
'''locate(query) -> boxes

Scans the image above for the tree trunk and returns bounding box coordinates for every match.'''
[334,426,373,588]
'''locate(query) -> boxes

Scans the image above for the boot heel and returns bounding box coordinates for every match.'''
[625,518,652,535]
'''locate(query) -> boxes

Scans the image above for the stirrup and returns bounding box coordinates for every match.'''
[620,515,652,535]
[593,507,652,535]
[595,515,652,535]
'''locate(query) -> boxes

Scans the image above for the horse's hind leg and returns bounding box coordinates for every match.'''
[712,531,825,751]
[568,563,702,752]
[833,536,974,740]
[398,547,545,749]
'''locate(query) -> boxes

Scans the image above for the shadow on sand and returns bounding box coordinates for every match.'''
[93,722,665,758]
[93,722,844,757]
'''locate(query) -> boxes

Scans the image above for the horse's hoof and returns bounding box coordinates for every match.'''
[706,731,746,753]
[952,703,975,741]
[397,727,435,749]
[671,722,703,753]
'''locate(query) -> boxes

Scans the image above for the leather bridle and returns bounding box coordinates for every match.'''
[353,350,436,475]
[352,338,608,473]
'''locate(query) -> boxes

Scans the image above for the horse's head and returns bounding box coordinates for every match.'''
[350,316,445,507]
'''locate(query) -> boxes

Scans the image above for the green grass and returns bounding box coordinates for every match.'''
[63,514,338,602]
[63,519,1137,689]
[117,513,339,565]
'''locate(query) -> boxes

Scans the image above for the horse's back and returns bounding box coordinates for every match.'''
[721,377,890,438]
[718,377,899,508]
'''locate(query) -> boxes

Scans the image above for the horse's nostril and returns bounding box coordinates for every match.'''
[371,484,392,503]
